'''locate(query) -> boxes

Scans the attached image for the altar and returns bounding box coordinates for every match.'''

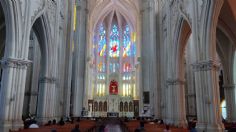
[87,74,138,117]
[107,112,119,117]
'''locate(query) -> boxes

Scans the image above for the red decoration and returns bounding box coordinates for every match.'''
[111,45,118,52]
[109,80,118,95]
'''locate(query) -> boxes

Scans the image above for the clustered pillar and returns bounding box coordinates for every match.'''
[0,58,31,131]
[37,77,57,123]
[140,0,157,117]
[165,79,187,127]
[71,0,87,117]
[223,84,236,122]
[192,60,224,132]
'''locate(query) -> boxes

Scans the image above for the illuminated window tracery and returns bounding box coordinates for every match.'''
[94,22,136,97]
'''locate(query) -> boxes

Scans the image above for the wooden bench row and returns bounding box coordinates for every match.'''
[12,120,96,132]
[124,120,188,132]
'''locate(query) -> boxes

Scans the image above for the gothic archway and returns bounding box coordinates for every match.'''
[94,102,98,112]
[26,15,55,123]
[22,29,42,118]
[170,16,192,127]
[216,27,235,121]
[84,0,140,117]
[120,102,123,112]
[176,18,195,122]
[216,0,236,122]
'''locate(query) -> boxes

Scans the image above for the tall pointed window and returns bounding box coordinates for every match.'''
[109,24,120,58]
[93,17,137,97]
[98,24,106,57]
[123,25,131,57]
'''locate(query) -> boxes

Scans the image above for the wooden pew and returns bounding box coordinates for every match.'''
[13,120,96,132]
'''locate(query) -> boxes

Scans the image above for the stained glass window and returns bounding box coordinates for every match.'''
[97,62,105,72]
[123,62,131,72]
[98,24,106,57]
[131,32,137,56]
[123,25,131,57]
[109,24,120,58]
[94,22,136,97]
[110,63,119,73]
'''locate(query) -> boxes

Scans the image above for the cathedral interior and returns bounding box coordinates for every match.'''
[0,0,236,132]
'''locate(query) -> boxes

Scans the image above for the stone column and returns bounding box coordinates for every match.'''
[37,77,57,123]
[192,60,224,132]
[61,0,75,117]
[140,0,157,117]
[223,84,236,122]
[165,79,187,127]
[0,58,31,131]
[185,38,197,119]
[71,0,87,117]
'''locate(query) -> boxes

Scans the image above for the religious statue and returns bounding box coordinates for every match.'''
[109,80,118,95]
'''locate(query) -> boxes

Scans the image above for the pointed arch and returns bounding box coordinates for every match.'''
[90,0,139,34]
[0,0,16,57]
[31,15,51,75]
[175,17,192,80]
[205,0,224,59]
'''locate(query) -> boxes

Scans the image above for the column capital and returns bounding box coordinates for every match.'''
[0,58,31,69]
[192,60,220,72]
[39,76,57,84]
[223,84,235,89]
[166,78,185,85]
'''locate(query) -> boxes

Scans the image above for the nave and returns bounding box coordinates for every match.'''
[10,117,196,132]
[1,0,236,132]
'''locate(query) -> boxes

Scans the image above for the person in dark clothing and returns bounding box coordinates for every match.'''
[160,119,164,124]
[140,120,145,129]
[52,119,56,125]
[51,129,57,132]
[190,123,197,132]
[58,117,65,126]
[99,124,105,132]
[71,124,80,132]
[45,120,52,126]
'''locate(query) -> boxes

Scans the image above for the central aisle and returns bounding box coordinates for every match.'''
[104,124,122,132]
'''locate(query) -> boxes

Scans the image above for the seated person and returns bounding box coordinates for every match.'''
[58,117,65,126]
[51,119,56,125]
[71,124,80,132]
[45,120,52,126]
[190,123,197,132]
[163,125,171,132]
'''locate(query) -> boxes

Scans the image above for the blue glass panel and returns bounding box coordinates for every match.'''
[98,24,106,57]
[123,25,131,57]
[109,24,120,57]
